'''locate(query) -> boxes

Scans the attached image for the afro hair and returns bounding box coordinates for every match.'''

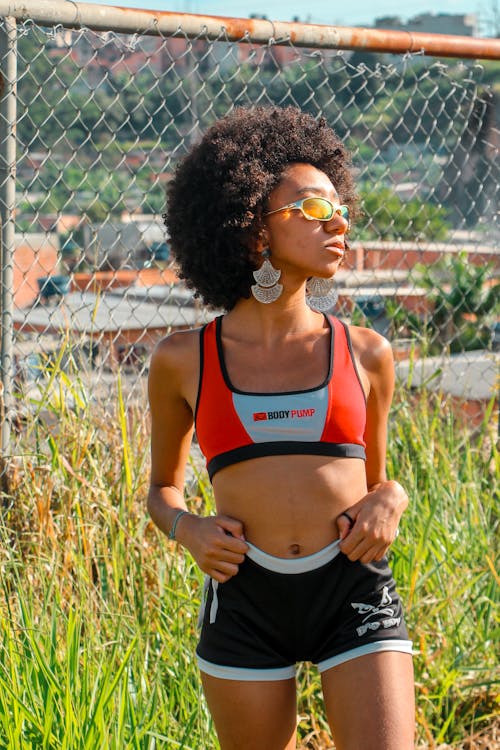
[164,105,357,310]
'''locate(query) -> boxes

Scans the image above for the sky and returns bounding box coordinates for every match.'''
[85,0,491,32]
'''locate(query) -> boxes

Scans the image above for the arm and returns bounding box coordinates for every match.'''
[338,327,408,563]
[147,332,248,583]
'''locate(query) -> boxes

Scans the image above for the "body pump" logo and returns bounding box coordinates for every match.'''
[253,408,316,422]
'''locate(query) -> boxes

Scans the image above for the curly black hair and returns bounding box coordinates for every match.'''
[164,105,357,311]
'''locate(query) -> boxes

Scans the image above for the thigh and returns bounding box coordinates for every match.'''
[201,672,297,750]
[321,651,415,750]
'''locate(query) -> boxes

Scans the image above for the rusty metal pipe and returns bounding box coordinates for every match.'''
[0,0,499,60]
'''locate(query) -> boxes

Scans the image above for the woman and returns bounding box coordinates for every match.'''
[148,105,415,750]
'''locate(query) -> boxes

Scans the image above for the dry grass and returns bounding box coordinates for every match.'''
[0,363,497,748]
[297,718,500,749]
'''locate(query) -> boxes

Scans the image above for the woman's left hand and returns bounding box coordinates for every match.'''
[337,480,408,563]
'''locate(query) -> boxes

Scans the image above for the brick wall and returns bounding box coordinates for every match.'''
[13,234,59,309]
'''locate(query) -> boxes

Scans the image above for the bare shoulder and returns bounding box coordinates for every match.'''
[348,325,394,376]
[149,327,202,403]
[151,327,200,369]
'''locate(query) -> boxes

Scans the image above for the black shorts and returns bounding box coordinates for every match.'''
[197,539,412,681]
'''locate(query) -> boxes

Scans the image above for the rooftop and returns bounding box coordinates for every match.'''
[13,289,214,334]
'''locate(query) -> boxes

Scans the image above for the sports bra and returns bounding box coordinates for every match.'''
[195,314,367,481]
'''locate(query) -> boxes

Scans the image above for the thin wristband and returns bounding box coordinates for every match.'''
[168,509,190,540]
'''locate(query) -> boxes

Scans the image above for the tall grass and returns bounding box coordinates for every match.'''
[0,359,497,748]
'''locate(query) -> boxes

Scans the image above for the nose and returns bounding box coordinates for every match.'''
[324,211,349,234]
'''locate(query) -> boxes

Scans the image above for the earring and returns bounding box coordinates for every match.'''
[305,276,338,312]
[251,249,283,304]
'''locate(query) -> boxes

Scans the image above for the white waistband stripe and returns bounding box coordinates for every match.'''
[245,538,341,574]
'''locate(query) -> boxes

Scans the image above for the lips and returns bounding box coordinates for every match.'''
[324,243,344,257]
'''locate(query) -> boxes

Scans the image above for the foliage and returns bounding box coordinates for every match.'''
[389,252,499,353]
[0,353,498,747]
[14,30,493,232]
[478,60,500,91]
[358,186,450,241]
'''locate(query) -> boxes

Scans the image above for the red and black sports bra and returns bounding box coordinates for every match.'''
[195,314,367,481]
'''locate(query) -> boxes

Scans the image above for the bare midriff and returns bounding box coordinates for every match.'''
[211,453,367,558]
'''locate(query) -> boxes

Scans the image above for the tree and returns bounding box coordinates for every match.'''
[418,253,499,352]
[386,252,500,354]
[357,186,449,241]
[389,253,499,353]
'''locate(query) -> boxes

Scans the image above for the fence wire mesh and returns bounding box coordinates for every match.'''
[1,16,499,451]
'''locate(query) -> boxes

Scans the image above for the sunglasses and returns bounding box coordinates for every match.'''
[265,197,350,229]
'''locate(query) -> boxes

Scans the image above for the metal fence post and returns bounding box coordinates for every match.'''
[0,16,17,466]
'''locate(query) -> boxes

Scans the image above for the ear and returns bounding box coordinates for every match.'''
[255,230,269,253]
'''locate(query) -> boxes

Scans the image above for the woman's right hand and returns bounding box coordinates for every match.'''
[175,513,249,583]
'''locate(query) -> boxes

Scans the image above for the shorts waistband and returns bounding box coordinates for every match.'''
[246,538,341,574]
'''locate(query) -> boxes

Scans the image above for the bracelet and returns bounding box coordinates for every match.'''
[168,509,190,541]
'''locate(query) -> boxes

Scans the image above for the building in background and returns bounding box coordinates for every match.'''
[374,13,478,37]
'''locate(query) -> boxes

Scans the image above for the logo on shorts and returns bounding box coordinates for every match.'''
[351,586,401,637]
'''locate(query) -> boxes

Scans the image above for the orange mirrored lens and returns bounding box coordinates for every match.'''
[302,197,333,219]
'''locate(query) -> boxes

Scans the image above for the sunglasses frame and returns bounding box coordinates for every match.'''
[265,197,350,229]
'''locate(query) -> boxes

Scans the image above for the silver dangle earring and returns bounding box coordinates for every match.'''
[305,276,338,312]
[251,249,283,304]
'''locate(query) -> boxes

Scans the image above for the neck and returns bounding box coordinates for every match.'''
[228,291,324,345]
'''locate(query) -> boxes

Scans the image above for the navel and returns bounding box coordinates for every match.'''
[289,543,301,556]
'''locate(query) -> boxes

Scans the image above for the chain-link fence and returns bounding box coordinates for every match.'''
[1,8,499,460]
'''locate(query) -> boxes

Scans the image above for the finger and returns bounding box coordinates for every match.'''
[210,561,240,582]
[349,539,388,564]
[338,525,363,556]
[340,534,373,561]
[337,513,354,540]
[210,569,232,583]
[210,548,246,565]
[373,546,389,562]
[215,525,248,554]
[213,533,248,556]
[377,539,392,559]
[359,544,387,564]
[216,515,247,541]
